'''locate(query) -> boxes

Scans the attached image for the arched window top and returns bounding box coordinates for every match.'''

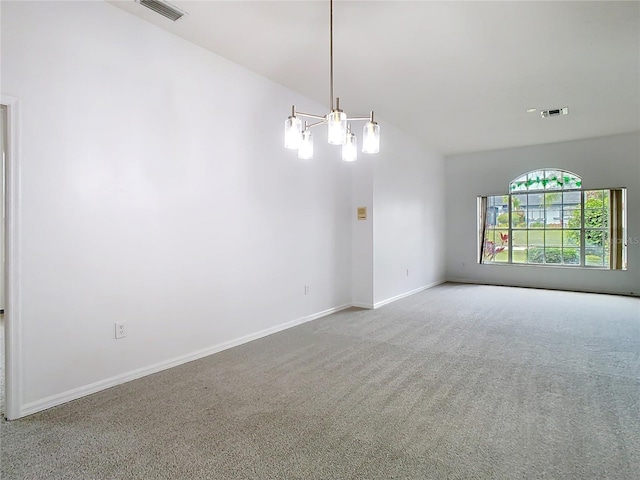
[509,169,582,192]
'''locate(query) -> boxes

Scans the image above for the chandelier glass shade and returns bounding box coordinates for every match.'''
[327,109,347,145]
[341,126,358,162]
[283,0,379,161]
[284,114,303,150]
[298,128,314,160]
[362,117,380,154]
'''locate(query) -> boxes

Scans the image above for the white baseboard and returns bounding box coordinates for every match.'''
[373,279,446,309]
[19,304,351,418]
[446,277,639,297]
[351,302,374,309]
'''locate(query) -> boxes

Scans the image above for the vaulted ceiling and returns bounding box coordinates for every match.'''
[110,1,640,155]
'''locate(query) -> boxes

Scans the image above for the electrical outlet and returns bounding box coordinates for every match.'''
[406,269,409,276]
[304,285,310,295]
[115,322,126,339]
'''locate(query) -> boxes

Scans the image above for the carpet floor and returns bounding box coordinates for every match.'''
[1,283,639,479]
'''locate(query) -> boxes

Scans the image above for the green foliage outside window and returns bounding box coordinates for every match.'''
[527,247,579,264]
[567,193,608,246]
[497,213,509,226]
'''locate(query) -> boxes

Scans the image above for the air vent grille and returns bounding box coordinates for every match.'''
[541,107,569,118]
[137,0,186,22]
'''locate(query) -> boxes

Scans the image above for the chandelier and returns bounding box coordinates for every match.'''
[283,0,380,162]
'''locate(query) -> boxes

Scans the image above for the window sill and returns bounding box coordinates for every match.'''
[479,262,624,271]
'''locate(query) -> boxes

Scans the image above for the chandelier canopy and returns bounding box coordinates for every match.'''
[283,0,380,162]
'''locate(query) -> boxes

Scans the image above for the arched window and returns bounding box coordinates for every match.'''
[478,170,626,270]
[509,169,581,192]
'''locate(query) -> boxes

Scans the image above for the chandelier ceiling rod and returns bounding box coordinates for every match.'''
[330,0,334,111]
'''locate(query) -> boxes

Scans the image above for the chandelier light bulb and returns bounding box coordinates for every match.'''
[298,129,314,159]
[362,121,380,154]
[284,115,303,149]
[342,129,357,162]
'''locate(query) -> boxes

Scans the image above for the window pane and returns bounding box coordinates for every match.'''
[584,209,607,228]
[544,192,562,208]
[585,246,605,267]
[527,247,544,264]
[545,229,562,247]
[483,228,509,263]
[494,229,509,263]
[562,173,581,189]
[511,194,527,227]
[510,174,528,192]
[484,229,495,243]
[495,212,509,227]
[512,230,527,244]
[563,206,580,228]
[562,248,579,265]
[583,190,608,230]
[527,171,545,190]
[512,230,527,263]
[544,247,562,264]
[585,228,608,267]
[482,229,495,262]
[547,209,562,227]
[544,192,561,227]
[602,230,610,265]
[528,230,544,247]
[587,190,604,202]
[585,229,606,249]
[496,196,509,227]
[486,197,497,226]
[528,229,544,263]
[512,250,526,263]
[563,230,580,248]
[544,192,561,205]
[563,191,581,204]
[544,170,562,190]
[585,213,606,229]
[527,193,544,228]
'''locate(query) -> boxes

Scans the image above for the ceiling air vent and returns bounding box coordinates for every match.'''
[541,107,569,118]
[137,0,187,22]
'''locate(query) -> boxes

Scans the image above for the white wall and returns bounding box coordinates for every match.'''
[0,105,5,310]
[351,159,374,307]
[445,132,640,296]
[1,0,447,417]
[373,124,446,306]
[350,122,446,309]
[2,1,355,416]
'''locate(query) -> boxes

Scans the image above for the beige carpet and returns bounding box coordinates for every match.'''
[0,314,4,418]
[1,283,639,479]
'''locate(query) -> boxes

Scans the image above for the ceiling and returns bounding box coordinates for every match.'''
[110,0,640,155]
